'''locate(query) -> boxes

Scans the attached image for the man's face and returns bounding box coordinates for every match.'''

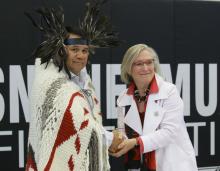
[65,34,89,75]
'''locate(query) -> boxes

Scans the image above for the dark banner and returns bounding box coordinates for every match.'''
[0,0,219,170]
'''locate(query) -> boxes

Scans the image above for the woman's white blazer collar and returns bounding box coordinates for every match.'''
[117,74,170,135]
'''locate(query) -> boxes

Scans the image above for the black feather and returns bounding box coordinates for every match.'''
[25,6,67,69]
[79,0,121,48]
[25,1,120,78]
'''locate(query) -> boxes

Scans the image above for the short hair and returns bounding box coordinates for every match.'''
[120,44,162,85]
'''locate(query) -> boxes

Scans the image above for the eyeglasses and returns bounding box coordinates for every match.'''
[133,59,154,68]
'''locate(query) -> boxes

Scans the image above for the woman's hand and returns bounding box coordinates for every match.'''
[110,138,137,158]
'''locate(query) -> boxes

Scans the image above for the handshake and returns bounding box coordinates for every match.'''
[108,129,138,158]
[108,129,126,153]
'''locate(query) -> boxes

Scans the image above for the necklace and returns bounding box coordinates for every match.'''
[134,89,150,103]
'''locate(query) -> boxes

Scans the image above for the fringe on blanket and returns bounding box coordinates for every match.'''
[89,130,100,171]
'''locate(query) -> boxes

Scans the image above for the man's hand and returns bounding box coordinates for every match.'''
[110,138,137,158]
[108,129,125,153]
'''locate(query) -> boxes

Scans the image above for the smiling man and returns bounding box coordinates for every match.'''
[64,27,89,77]
[64,27,90,89]
[25,2,120,171]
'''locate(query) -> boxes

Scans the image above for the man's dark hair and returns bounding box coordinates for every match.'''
[65,26,84,38]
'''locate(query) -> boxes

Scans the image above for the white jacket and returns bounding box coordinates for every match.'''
[117,74,198,171]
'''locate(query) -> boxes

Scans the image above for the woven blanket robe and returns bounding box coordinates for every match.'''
[26,59,109,171]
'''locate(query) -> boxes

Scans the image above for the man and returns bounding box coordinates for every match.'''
[25,3,121,171]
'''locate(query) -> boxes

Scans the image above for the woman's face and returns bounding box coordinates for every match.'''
[130,50,155,85]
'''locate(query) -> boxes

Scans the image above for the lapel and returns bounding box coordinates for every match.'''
[117,74,170,135]
[124,100,143,135]
[117,90,142,134]
[142,96,165,135]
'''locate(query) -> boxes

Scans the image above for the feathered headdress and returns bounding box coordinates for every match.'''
[25,0,120,76]
[79,0,120,48]
[25,6,67,71]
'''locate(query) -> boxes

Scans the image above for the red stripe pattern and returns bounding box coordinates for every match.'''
[44,92,90,171]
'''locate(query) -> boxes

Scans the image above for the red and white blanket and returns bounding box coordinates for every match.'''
[26,59,109,171]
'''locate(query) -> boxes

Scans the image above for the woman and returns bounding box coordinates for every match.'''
[111,44,198,171]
